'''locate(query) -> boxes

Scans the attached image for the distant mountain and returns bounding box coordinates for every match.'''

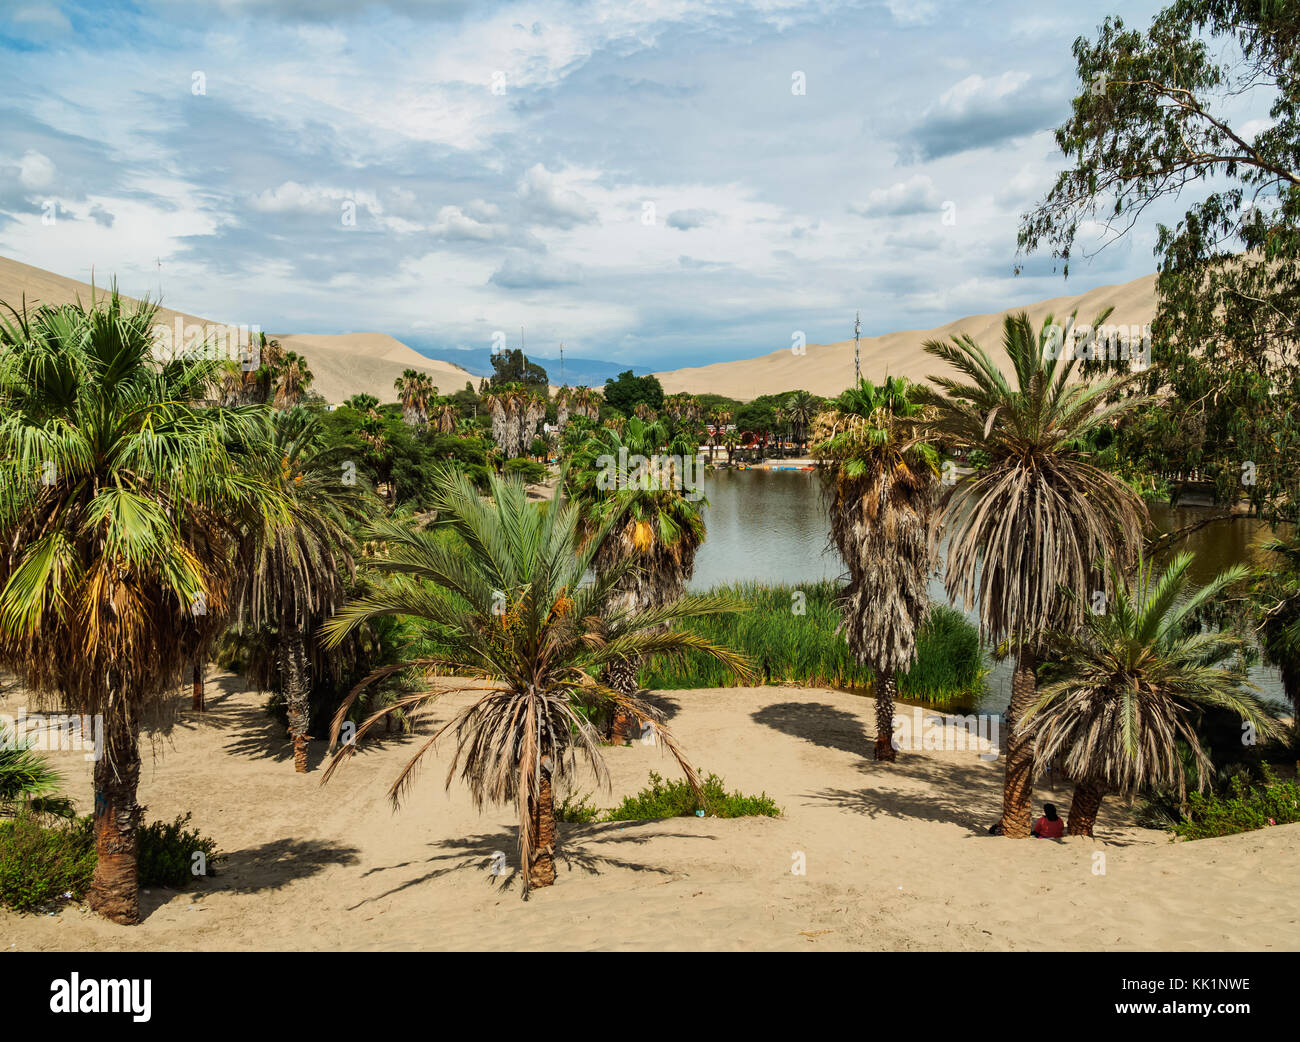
[401,339,650,388]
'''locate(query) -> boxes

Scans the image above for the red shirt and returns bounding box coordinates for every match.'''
[1035,815,1064,838]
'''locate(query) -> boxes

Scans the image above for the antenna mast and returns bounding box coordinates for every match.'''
[854,311,861,385]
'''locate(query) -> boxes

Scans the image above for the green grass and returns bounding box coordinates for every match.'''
[639,580,986,707]
[557,771,782,823]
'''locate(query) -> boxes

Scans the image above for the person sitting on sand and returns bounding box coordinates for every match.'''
[1032,803,1064,838]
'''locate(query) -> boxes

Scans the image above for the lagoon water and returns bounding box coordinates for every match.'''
[691,467,1292,714]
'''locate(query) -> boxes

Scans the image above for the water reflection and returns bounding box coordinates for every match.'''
[691,468,1291,713]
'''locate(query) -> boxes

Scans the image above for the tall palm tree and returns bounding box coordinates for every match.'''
[916,311,1149,836]
[395,369,436,427]
[431,399,458,435]
[320,467,750,892]
[784,390,817,452]
[814,377,939,760]
[1028,553,1279,836]
[0,290,273,923]
[566,416,708,740]
[231,407,375,771]
[722,427,742,465]
[274,349,313,409]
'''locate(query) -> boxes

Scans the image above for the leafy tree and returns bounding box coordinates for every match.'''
[1018,0,1300,521]
[602,370,663,416]
[489,349,548,392]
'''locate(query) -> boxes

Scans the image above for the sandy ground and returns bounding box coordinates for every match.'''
[2,673,1296,952]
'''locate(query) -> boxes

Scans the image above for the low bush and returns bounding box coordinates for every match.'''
[0,815,96,912]
[0,811,222,912]
[1170,769,1300,840]
[554,772,781,823]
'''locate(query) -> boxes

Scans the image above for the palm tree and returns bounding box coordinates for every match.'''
[566,417,708,740]
[784,390,817,452]
[0,721,73,818]
[231,407,375,771]
[722,427,742,465]
[483,383,543,458]
[814,377,939,760]
[320,467,750,892]
[916,311,1149,836]
[431,399,458,435]
[1028,553,1279,836]
[346,392,379,412]
[274,349,313,409]
[395,369,436,427]
[0,290,271,923]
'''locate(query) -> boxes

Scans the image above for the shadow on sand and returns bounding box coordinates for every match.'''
[751,700,874,760]
[350,819,714,904]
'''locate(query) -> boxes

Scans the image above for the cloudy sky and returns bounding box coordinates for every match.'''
[0,0,1184,369]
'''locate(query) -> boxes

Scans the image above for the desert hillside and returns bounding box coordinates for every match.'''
[654,273,1159,401]
[0,256,475,404]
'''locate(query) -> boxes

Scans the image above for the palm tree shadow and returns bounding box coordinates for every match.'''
[809,756,1142,846]
[139,837,363,918]
[350,820,712,905]
[211,687,410,768]
[752,701,873,760]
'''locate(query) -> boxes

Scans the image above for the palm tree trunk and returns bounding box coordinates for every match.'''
[528,767,556,889]
[1067,779,1106,837]
[605,658,639,743]
[874,671,898,762]
[191,661,204,711]
[283,626,311,773]
[87,709,143,925]
[1000,649,1038,837]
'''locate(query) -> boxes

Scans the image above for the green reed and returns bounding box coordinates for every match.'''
[640,580,986,706]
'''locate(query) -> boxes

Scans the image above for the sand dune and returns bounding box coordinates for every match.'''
[2,672,1294,952]
[655,274,1159,401]
[0,257,475,404]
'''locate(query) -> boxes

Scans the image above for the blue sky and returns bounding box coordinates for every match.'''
[0,0,1205,369]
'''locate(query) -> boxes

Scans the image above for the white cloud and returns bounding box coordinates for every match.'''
[18,150,55,190]
[849,175,941,217]
[517,164,598,228]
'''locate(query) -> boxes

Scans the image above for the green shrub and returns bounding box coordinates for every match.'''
[504,457,546,483]
[555,790,602,824]
[0,814,95,912]
[1171,769,1300,840]
[0,811,221,912]
[137,812,223,886]
[605,771,781,821]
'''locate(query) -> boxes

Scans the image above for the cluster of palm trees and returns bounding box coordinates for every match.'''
[815,312,1281,837]
[483,383,546,458]
[393,370,458,433]
[218,332,314,409]
[0,291,376,922]
[0,288,1288,926]
[554,385,600,428]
